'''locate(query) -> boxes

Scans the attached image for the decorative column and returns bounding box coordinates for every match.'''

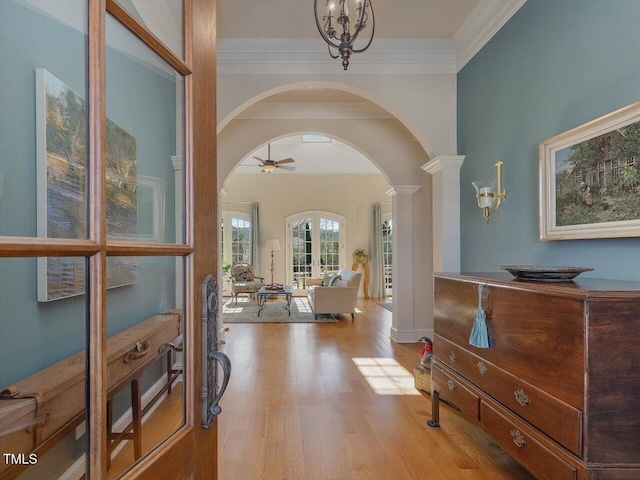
[386,185,421,343]
[422,155,465,272]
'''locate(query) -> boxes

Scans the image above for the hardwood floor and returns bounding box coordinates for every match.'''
[218,298,534,480]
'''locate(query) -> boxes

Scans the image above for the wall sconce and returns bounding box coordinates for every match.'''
[472,161,507,224]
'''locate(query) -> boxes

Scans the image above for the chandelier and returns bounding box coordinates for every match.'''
[314,0,375,71]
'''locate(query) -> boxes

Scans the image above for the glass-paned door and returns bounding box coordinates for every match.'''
[0,0,219,478]
[290,217,313,289]
[286,212,346,291]
[382,218,393,296]
[319,217,341,274]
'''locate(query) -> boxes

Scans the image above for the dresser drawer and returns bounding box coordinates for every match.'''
[434,277,584,408]
[481,401,577,480]
[434,335,583,456]
[432,363,479,421]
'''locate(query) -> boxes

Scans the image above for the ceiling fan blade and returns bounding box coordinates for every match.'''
[275,158,295,165]
[253,156,267,165]
[277,165,296,171]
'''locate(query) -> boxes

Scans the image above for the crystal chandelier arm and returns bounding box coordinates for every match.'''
[351,1,375,53]
[314,0,341,50]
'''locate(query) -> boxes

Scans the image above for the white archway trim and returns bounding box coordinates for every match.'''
[217,81,436,160]
[218,119,429,188]
[223,130,393,186]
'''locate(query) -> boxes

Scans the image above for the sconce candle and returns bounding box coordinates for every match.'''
[472,162,507,224]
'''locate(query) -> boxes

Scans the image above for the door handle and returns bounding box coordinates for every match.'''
[201,274,232,428]
[206,351,232,420]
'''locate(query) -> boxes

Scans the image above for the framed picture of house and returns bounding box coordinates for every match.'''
[539,102,640,240]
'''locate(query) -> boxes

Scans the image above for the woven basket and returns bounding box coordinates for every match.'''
[413,364,431,394]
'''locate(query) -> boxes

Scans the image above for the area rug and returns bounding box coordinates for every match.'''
[377,301,392,312]
[223,298,337,323]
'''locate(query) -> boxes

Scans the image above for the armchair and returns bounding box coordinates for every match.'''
[229,262,264,304]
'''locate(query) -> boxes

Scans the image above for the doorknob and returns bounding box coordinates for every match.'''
[201,274,232,428]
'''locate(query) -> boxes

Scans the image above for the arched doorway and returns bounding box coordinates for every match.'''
[218,88,435,343]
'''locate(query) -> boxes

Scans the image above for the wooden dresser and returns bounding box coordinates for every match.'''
[431,273,640,480]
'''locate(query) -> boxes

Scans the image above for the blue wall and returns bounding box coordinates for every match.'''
[458,0,640,280]
[0,2,178,387]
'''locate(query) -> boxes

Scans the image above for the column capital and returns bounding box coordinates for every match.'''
[421,155,465,175]
[171,155,184,171]
[385,185,422,197]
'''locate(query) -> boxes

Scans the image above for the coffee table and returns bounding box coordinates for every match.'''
[256,285,293,317]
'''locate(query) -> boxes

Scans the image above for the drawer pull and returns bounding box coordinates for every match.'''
[510,429,527,448]
[124,340,151,363]
[514,389,530,407]
[448,351,457,362]
[477,361,488,375]
[447,380,456,391]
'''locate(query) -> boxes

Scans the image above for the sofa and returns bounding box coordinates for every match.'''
[307,268,362,320]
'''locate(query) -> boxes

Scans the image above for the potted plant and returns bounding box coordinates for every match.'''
[353,248,369,264]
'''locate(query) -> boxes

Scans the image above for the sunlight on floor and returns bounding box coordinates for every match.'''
[354,307,362,313]
[223,297,250,314]
[352,357,420,395]
[293,297,312,313]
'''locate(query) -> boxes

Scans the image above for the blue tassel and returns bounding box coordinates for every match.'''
[469,285,490,348]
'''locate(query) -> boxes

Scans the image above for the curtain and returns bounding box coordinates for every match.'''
[369,203,385,298]
[250,203,261,275]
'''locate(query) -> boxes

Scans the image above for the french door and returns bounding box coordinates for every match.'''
[286,212,346,291]
[0,0,217,479]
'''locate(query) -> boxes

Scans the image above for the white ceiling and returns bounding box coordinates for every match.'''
[235,135,382,175]
[217,0,479,39]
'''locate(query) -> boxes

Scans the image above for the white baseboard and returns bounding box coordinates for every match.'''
[389,327,417,343]
[58,367,182,480]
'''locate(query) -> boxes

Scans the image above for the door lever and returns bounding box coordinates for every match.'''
[201,274,232,428]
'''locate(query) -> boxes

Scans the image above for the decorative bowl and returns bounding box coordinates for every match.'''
[500,265,594,281]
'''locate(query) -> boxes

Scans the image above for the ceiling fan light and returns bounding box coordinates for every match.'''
[263,164,276,173]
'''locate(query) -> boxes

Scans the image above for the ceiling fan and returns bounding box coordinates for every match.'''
[253,144,296,173]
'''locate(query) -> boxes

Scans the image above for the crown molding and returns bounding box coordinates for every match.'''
[218,39,456,75]
[422,155,465,174]
[453,0,526,72]
[236,102,393,120]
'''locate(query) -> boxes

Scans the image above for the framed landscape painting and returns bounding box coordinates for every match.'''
[36,69,139,301]
[539,102,640,240]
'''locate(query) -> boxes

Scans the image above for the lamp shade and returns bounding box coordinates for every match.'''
[265,238,281,252]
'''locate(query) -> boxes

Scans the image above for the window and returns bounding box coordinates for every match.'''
[286,211,346,289]
[222,211,251,265]
[382,216,393,295]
